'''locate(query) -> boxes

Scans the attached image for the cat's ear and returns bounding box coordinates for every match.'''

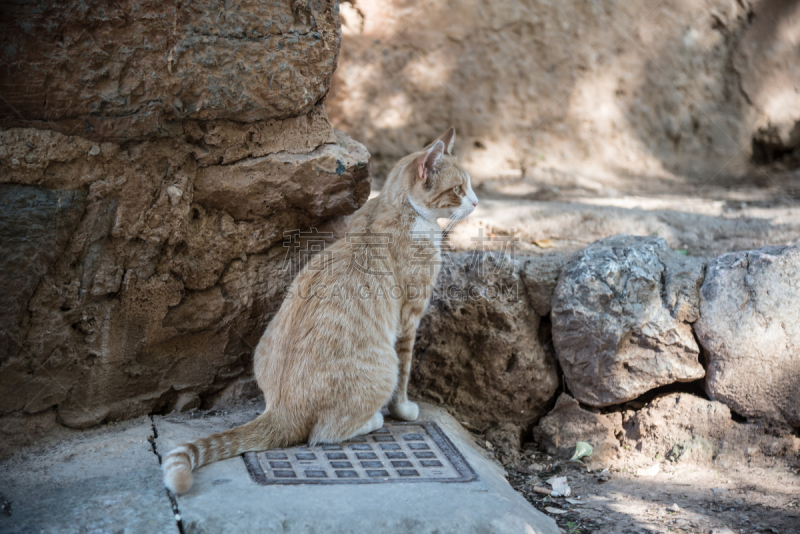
[417,140,445,182]
[437,126,456,155]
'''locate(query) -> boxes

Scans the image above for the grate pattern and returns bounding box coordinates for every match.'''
[242,421,477,485]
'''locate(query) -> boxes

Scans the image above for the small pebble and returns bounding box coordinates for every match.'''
[167,185,183,205]
[669,503,681,512]
[89,145,101,156]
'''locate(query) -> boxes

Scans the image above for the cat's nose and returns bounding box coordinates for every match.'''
[472,200,478,207]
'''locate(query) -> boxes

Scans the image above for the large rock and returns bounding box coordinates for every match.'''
[533,393,622,465]
[0,0,342,141]
[0,0,369,455]
[552,235,706,407]
[411,251,560,430]
[0,125,369,436]
[195,131,370,221]
[537,392,800,470]
[695,245,800,428]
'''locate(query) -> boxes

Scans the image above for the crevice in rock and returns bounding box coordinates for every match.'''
[148,414,186,534]
[537,314,554,359]
[590,379,711,415]
[691,322,710,375]
[150,388,180,417]
[208,140,339,168]
[537,313,569,408]
[729,410,748,424]
[187,28,321,41]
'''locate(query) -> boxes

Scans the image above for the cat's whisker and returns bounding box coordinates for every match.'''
[442,209,465,237]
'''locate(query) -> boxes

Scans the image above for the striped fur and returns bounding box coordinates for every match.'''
[163,127,478,493]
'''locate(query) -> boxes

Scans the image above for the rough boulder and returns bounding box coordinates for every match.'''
[411,251,560,431]
[551,235,706,407]
[695,245,800,428]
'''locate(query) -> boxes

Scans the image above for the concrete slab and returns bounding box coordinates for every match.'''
[155,402,560,534]
[0,416,177,534]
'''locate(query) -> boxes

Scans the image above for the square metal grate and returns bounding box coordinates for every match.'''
[242,421,477,485]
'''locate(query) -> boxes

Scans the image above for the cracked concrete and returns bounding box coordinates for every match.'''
[0,402,560,533]
[149,415,187,534]
[0,416,176,533]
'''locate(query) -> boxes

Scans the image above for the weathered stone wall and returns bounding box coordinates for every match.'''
[411,238,799,465]
[0,0,371,456]
[328,0,800,180]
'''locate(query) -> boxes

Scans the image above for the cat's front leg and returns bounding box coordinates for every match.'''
[389,316,420,421]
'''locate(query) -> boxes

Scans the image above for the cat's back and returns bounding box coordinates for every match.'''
[256,195,400,356]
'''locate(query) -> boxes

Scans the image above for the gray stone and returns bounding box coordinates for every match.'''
[0,417,176,533]
[0,185,86,361]
[155,402,560,534]
[519,254,567,317]
[411,251,560,431]
[695,245,800,427]
[552,235,706,407]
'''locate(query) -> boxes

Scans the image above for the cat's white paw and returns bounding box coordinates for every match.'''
[367,411,384,433]
[390,400,419,421]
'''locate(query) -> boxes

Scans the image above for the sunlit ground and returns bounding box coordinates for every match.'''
[426,167,800,259]
[504,447,800,533]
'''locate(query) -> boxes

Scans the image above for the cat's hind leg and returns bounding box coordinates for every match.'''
[309,410,385,444]
[351,411,384,438]
[389,399,419,421]
[310,411,384,444]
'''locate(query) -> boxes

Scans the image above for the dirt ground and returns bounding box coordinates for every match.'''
[370,159,800,258]
[493,442,800,534]
[452,168,800,258]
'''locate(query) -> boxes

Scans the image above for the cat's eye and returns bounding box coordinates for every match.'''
[453,185,462,195]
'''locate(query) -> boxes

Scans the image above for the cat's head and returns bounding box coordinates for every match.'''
[404,127,479,222]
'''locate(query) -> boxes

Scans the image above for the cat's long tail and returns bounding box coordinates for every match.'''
[162,411,285,494]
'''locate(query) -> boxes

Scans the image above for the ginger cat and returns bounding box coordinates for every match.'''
[163,127,478,493]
